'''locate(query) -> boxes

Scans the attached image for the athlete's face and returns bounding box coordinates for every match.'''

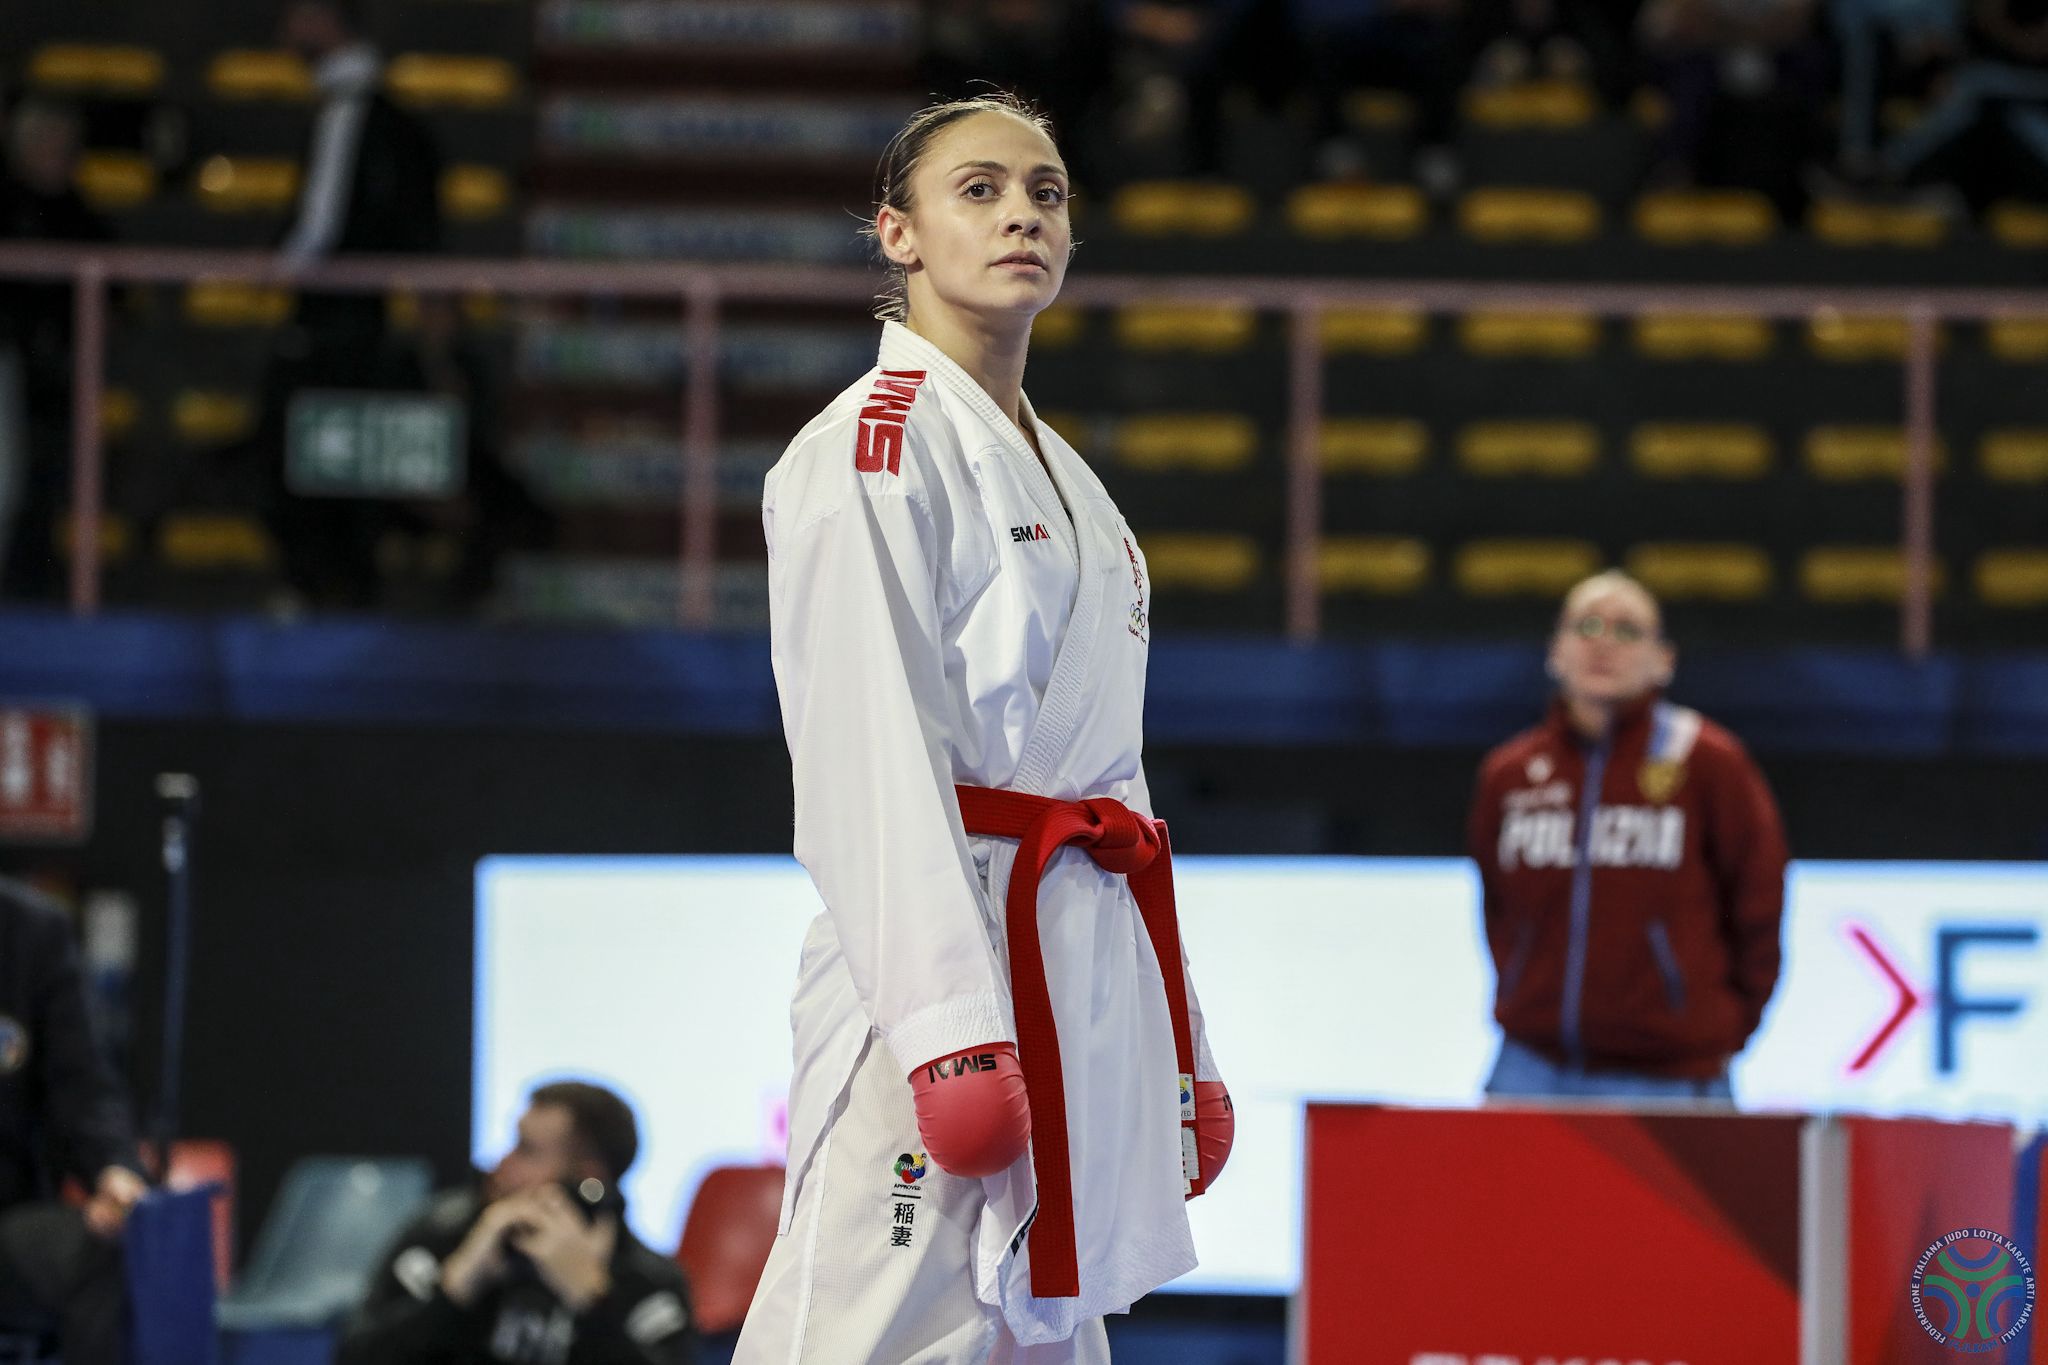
[879,112,1071,325]
[1549,583,1675,707]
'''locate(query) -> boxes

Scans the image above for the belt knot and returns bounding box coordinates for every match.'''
[1076,797,1160,876]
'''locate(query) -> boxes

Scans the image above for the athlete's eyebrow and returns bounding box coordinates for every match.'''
[949,160,1069,179]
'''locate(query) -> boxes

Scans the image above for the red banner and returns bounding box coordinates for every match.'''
[0,706,92,841]
[1302,1105,1804,1364]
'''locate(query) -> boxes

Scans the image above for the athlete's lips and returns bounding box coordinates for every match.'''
[992,251,1047,273]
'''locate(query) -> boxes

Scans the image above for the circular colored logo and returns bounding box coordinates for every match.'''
[1910,1228,2035,1352]
[0,1016,28,1076]
[893,1152,927,1185]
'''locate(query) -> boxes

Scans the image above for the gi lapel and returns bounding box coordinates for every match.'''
[1011,430,1104,798]
[877,322,1079,570]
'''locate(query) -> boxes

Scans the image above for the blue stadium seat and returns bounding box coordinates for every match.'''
[215,1156,432,1333]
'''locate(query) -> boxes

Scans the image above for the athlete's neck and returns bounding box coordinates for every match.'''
[904,308,1031,428]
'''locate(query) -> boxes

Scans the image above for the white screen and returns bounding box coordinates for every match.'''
[473,855,2048,1295]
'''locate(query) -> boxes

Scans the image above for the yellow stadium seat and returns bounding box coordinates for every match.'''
[1975,549,2048,607]
[1458,189,1600,244]
[29,44,164,95]
[1319,419,1428,476]
[1805,426,1946,480]
[1320,537,1430,594]
[1624,543,1772,600]
[1458,421,1599,477]
[206,50,314,101]
[441,164,510,221]
[1319,308,1427,356]
[1981,429,2048,482]
[1113,303,1255,352]
[195,156,300,214]
[185,280,294,328]
[159,513,278,572]
[1455,539,1602,597]
[1987,201,2048,249]
[1344,90,1416,129]
[1809,199,1947,247]
[53,511,132,563]
[1138,533,1259,591]
[1805,313,1943,362]
[1111,182,1255,237]
[1113,415,1257,472]
[1632,189,1777,247]
[1031,306,1084,350]
[1464,79,1596,129]
[101,388,140,441]
[1630,423,1772,480]
[1631,312,1772,362]
[73,152,156,211]
[1986,318,2048,363]
[385,54,519,108]
[1800,547,1945,602]
[1286,184,1426,239]
[172,392,256,446]
[1457,311,1599,359]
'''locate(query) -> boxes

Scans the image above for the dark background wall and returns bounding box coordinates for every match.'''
[5,717,2043,1258]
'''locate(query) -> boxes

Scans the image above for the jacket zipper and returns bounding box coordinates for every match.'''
[1646,920,1687,1012]
[1559,738,1610,1067]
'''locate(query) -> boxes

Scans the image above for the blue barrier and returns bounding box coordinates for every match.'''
[0,609,2042,755]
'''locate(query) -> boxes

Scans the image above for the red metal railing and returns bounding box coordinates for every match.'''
[2,242,2042,654]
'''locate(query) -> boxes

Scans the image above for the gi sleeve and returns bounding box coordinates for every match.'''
[27,904,141,1188]
[1705,736,1789,1047]
[766,420,1012,1076]
[332,1215,471,1365]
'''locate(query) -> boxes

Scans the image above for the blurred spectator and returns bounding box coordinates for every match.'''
[0,877,148,1365]
[276,0,442,271]
[337,1080,698,1364]
[1638,0,1831,212]
[254,0,446,610]
[0,97,104,601]
[1825,0,1963,181]
[1468,0,1646,104]
[1466,573,1788,1102]
[1293,0,1472,194]
[1848,0,2048,204]
[1101,0,1295,177]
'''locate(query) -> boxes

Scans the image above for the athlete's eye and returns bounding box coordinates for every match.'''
[1034,184,1069,206]
[962,180,997,200]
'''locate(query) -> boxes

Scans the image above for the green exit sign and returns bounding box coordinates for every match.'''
[286,390,466,498]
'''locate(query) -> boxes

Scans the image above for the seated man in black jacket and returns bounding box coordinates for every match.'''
[337,1081,697,1364]
[0,877,147,1365]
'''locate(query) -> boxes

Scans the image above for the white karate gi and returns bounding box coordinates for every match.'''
[735,321,1220,1364]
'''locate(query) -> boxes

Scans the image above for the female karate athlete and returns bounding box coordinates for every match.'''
[735,95,1233,1364]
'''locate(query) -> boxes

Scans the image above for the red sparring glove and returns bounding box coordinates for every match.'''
[1190,1081,1235,1196]
[908,1043,1031,1178]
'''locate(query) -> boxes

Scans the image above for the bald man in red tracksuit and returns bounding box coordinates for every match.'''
[1467,574,1789,1100]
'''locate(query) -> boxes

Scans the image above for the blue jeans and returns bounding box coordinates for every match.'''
[1484,1036,1734,1103]
[1883,60,2048,179]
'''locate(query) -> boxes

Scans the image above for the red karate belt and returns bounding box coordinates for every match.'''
[952,785,1204,1299]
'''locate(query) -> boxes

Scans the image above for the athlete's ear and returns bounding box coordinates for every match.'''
[876,204,918,270]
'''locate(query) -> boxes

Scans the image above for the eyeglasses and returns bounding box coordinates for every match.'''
[1567,614,1656,644]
